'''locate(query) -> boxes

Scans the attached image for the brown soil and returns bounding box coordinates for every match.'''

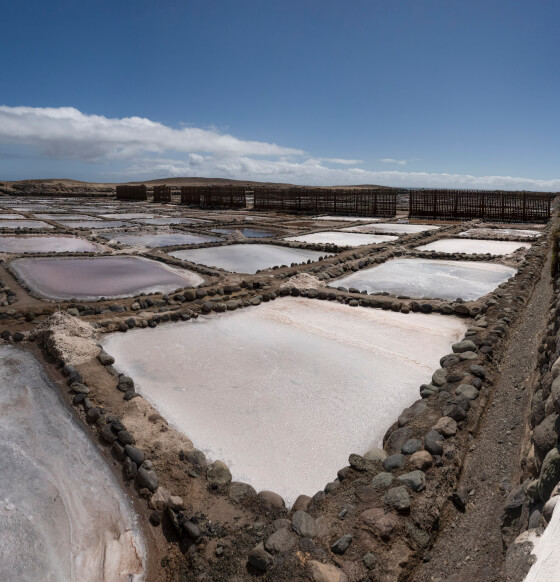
[412,238,554,581]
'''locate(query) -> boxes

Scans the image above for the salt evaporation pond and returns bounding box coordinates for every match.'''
[133,217,210,226]
[11,256,203,300]
[212,227,279,238]
[459,228,542,239]
[0,235,103,253]
[314,215,381,222]
[332,258,517,301]
[0,346,145,581]
[0,214,24,219]
[343,223,440,234]
[59,220,132,229]
[284,231,398,247]
[102,297,467,505]
[100,213,159,219]
[0,220,54,229]
[34,214,100,221]
[524,501,560,581]
[169,243,329,273]
[100,231,222,247]
[415,238,531,255]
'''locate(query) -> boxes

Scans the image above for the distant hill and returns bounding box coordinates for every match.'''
[0,177,391,196]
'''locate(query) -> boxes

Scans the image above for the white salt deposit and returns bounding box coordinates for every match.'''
[0,346,145,581]
[313,216,381,222]
[343,223,440,234]
[0,220,54,229]
[284,231,398,246]
[169,243,330,273]
[332,258,517,301]
[459,228,542,239]
[524,501,560,581]
[415,238,531,255]
[102,297,467,506]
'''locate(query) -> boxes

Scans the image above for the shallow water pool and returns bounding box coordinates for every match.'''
[415,238,531,255]
[169,243,329,273]
[11,255,203,299]
[100,231,222,247]
[332,258,516,300]
[284,231,397,246]
[0,235,104,253]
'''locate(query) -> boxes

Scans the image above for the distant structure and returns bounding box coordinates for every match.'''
[408,189,554,223]
[153,184,172,203]
[116,184,147,201]
[253,187,397,217]
[180,185,246,209]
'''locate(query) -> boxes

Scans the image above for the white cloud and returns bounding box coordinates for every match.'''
[0,105,302,160]
[319,158,363,165]
[122,155,560,191]
[0,105,558,192]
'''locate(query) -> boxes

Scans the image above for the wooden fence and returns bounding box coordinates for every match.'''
[180,185,246,209]
[116,184,147,201]
[153,185,172,203]
[253,187,397,217]
[409,190,554,223]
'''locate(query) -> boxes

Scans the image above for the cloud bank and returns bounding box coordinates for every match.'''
[0,105,558,191]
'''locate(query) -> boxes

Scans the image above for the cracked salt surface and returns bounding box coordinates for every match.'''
[332,258,517,301]
[0,346,145,581]
[459,228,542,239]
[102,297,467,505]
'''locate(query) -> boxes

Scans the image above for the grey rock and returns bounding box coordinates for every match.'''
[207,461,232,486]
[452,340,477,353]
[538,446,560,502]
[248,543,273,572]
[185,448,207,470]
[385,427,412,455]
[70,382,90,394]
[124,456,137,479]
[97,349,115,366]
[229,481,257,503]
[470,365,486,378]
[363,552,376,569]
[291,510,318,537]
[383,454,405,472]
[455,384,479,400]
[384,486,411,512]
[398,400,427,426]
[397,470,426,492]
[402,439,423,455]
[125,445,145,465]
[331,534,352,555]
[136,467,158,491]
[257,490,285,509]
[363,447,387,462]
[183,521,201,540]
[371,472,394,490]
[442,404,468,422]
[425,430,444,456]
[117,375,134,392]
[265,528,296,554]
[432,368,448,387]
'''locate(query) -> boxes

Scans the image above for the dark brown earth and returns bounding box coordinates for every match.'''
[412,230,554,582]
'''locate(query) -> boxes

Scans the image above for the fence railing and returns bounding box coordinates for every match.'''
[116,184,147,201]
[408,190,554,223]
[153,185,172,203]
[180,185,246,208]
[253,187,397,217]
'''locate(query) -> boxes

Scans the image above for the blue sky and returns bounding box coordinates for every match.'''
[1,0,559,190]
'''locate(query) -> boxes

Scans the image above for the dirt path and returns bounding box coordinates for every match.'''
[413,247,553,582]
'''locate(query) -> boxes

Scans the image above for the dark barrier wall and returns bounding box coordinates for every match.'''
[408,190,554,223]
[180,185,246,208]
[116,185,147,201]
[153,185,172,203]
[253,187,397,217]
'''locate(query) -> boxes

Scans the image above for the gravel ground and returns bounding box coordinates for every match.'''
[413,247,553,582]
